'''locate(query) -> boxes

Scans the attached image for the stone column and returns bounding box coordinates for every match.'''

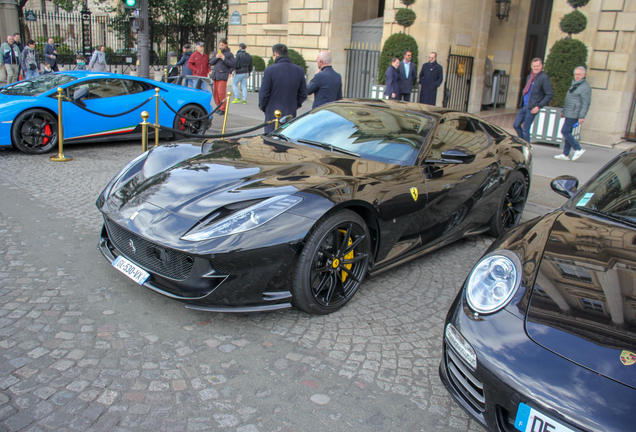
[0,0,20,42]
[535,270,571,312]
[596,267,624,325]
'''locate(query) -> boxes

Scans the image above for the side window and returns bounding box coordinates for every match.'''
[121,80,147,95]
[429,117,490,159]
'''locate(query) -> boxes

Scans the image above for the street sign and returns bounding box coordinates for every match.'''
[81,10,93,58]
[25,10,36,22]
[230,11,241,25]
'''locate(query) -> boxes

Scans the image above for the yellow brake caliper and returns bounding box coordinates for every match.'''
[338,229,354,282]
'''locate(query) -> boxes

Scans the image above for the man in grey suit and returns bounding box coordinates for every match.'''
[43,38,58,72]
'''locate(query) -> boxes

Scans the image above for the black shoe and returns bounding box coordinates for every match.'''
[218,110,225,115]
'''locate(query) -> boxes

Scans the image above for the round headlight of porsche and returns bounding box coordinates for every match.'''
[465,250,522,314]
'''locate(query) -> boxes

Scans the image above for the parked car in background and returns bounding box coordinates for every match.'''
[440,146,636,432]
[0,71,212,154]
[96,100,532,315]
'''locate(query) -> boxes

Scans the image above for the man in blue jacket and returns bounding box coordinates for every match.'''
[397,51,417,101]
[306,51,342,109]
[385,57,400,99]
[259,44,307,133]
[513,58,553,142]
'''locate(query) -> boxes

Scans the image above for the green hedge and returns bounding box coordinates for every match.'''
[395,9,416,28]
[560,10,587,35]
[266,48,308,73]
[377,33,418,85]
[252,54,266,72]
[544,38,588,108]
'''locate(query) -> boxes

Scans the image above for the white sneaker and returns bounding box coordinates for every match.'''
[571,149,585,161]
[554,154,570,160]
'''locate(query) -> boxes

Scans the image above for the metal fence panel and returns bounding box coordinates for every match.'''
[530,107,580,145]
[344,45,380,99]
[442,52,474,112]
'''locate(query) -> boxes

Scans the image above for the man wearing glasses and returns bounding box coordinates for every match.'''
[418,52,443,105]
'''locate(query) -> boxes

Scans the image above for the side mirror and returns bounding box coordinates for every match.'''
[551,175,579,198]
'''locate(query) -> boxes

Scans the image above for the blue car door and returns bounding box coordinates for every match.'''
[62,78,156,141]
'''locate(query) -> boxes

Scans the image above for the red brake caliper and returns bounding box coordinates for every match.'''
[43,124,52,145]
[179,117,186,131]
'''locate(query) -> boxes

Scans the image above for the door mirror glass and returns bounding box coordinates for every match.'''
[551,175,579,198]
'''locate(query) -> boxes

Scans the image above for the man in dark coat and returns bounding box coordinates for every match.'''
[513,58,553,142]
[397,50,416,101]
[209,38,236,114]
[259,44,307,133]
[385,57,400,99]
[418,52,443,105]
[43,37,58,72]
[175,44,193,87]
[306,51,342,109]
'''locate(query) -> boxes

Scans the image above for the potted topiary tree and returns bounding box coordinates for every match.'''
[530,0,589,144]
[371,0,418,100]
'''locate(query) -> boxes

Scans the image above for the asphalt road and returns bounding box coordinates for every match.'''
[0,96,631,431]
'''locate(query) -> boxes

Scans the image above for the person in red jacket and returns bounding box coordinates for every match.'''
[187,42,210,92]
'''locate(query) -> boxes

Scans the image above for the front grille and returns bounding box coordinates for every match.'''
[105,218,194,281]
[445,343,486,412]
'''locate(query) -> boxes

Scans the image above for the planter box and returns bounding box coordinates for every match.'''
[530,107,581,145]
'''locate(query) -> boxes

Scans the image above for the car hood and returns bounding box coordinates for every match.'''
[526,210,636,390]
[103,137,396,221]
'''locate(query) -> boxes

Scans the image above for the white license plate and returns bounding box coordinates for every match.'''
[515,402,576,432]
[112,256,150,285]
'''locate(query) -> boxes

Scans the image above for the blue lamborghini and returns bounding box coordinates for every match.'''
[0,71,213,154]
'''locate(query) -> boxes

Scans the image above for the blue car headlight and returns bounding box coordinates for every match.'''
[181,195,303,241]
[465,250,522,314]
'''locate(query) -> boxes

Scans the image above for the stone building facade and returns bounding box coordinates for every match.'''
[228,0,636,146]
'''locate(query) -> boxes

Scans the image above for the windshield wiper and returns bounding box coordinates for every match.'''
[295,138,359,157]
[576,206,636,227]
[267,133,291,142]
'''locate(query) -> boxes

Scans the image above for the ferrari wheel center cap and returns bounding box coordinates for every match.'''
[332,259,340,268]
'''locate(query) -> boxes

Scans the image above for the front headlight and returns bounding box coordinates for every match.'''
[465,250,521,314]
[181,195,303,242]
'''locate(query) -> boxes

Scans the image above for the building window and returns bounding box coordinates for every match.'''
[556,263,593,283]
[581,298,605,314]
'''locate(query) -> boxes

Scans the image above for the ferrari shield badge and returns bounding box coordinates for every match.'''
[410,187,418,202]
[620,350,636,366]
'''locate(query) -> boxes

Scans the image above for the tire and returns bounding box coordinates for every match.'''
[488,171,527,238]
[11,109,58,154]
[172,104,208,139]
[292,210,371,315]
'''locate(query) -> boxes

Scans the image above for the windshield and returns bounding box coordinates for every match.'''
[276,103,435,165]
[571,152,636,222]
[0,74,77,96]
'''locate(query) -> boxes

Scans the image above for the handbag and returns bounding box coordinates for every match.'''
[0,66,6,83]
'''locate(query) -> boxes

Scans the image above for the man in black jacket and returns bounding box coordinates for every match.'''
[419,52,443,105]
[306,51,342,109]
[43,38,58,72]
[513,58,553,142]
[231,43,252,105]
[397,50,417,101]
[385,57,400,99]
[209,38,236,114]
[259,44,307,133]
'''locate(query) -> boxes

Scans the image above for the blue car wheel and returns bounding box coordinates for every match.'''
[12,109,58,154]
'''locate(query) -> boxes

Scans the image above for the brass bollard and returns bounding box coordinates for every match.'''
[163,68,168,81]
[274,110,282,130]
[221,91,231,135]
[50,87,72,162]
[141,111,150,153]
[154,87,160,148]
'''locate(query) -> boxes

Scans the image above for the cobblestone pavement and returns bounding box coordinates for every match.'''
[0,142,491,432]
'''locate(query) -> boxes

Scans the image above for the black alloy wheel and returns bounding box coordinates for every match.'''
[292,210,371,315]
[173,104,208,139]
[11,109,58,154]
[488,171,527,237]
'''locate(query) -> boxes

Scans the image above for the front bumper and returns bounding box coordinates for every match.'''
[439,292,636,432]
[98,222,296,312]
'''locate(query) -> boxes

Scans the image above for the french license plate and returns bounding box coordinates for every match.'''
[515,402,576,432]
[112,256,150,285]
